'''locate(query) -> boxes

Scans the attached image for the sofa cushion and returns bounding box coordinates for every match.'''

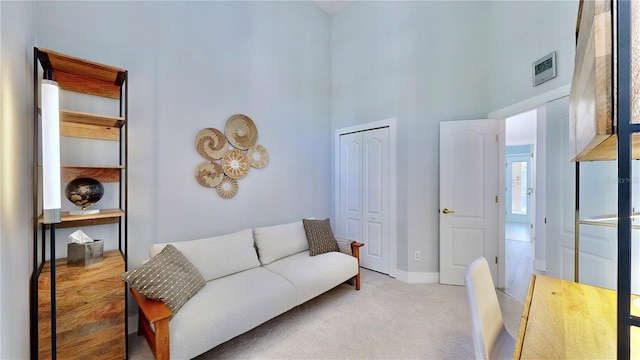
[263,251,358,305]
[302,218,339,256]
[122,244,205,315]
[168,267,298,359]
[149,228,260,282]
[253,220,309,265]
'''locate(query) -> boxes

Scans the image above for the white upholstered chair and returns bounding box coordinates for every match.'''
[464,256,515,360]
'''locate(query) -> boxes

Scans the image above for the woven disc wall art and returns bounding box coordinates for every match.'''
[225,114,258,150]
[247,144,269,168]
[195,113,268,199]
[221,149,250,180]
[216,176,238,199]
[195,161,224,188]
[195,128,227,160]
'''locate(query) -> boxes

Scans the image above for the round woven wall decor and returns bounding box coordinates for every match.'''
[216,176,238,199]
[195,128,227,160]
[247,144,269,169]
[195,160,224,188]
[225,114,258,150]
[221,149,250,180]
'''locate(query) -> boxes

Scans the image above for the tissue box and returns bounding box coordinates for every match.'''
[67,240,104,267]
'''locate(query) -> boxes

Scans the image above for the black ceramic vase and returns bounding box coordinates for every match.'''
[65,177,104,213]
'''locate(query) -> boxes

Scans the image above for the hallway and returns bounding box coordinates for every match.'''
[505,222,534,302]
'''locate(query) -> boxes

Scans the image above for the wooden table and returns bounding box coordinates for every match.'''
[513,274,640,359]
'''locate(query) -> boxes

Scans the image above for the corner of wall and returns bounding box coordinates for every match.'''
[1,1,37,358]
[394,269,439,284]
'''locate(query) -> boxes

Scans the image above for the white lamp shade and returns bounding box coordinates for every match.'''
[41,79,61,223]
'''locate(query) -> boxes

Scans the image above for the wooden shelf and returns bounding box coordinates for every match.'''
[60,109,124,141]
[573,133,640,161]
[569,0,640,162]
[38,165,124,183]
[570,0,614,161]
[62,165,123,183]
[36,48,126,99]
[38,209,125,228]
[61,109,124,128]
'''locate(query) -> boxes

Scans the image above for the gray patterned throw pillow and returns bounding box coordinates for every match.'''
[122,244,205,315]
[303,218,340,256]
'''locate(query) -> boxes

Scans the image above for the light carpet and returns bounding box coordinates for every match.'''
[128,268,524,359]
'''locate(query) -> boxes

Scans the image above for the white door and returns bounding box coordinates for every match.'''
[545,96,617,289]
[338,127,390,274]
[339,132,362,245]
[505,153,533,224]
[439,119,499,286]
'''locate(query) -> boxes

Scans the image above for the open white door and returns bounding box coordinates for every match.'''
[439,119,499,286]
[545,97,617,289]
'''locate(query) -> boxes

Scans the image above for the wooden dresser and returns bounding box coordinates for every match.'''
[37,250,126,359]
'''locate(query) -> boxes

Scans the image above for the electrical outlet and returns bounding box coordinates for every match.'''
[414,251,421,261]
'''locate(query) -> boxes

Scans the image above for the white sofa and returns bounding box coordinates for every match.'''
[130,220,363,360]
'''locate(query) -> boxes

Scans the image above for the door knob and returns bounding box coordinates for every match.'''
[442,208,455,214]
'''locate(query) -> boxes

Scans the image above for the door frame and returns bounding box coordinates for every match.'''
[489,84,571,288]
[333,118,398,279]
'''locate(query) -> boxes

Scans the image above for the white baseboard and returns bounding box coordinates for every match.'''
[395,270,439,284]
[534,259,546,272]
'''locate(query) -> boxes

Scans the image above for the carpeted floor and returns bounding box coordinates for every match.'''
[128,268,523,360]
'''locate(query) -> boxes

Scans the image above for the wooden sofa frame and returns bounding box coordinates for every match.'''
[131,241,364,360]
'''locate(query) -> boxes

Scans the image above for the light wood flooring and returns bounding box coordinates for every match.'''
[505,222,535,302]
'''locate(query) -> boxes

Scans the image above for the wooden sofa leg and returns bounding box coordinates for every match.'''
[154,318,170,360]
[130,288,172,360]
[138,312,144,336]
[350,241,365,291]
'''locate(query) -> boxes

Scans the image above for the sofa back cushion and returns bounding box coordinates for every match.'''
[253,220,309,265]
[149,228,260,282]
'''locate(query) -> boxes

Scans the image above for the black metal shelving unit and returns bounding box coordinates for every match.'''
[563,0,637,356]
[617,1,637,358]
[30,47,128,359]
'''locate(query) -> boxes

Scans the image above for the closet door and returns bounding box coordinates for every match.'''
[338,128,389,274]
[339,132,363,248]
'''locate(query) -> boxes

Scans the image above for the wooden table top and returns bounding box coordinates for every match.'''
[514,274,640,359]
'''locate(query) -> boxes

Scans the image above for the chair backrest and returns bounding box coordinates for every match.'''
[464,256,506,360]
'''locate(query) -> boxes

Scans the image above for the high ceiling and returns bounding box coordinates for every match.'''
[313,1,351,16]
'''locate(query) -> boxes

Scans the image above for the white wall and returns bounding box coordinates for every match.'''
[1,1,36,358]
[332,1,578,278]
[3,1,331,354]
[486,0,578,113]
[332,1,491,277]
[506,110,537,146]
[34,1,332,266]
